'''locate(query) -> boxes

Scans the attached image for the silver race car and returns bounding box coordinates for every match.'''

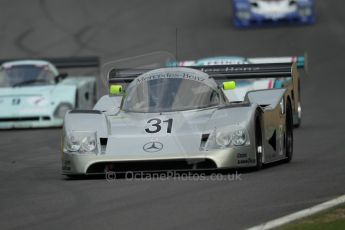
[62,63,298,176]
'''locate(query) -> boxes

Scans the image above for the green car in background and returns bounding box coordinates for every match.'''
[0,57,99,129]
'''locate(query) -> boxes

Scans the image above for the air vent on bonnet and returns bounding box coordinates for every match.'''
[200,134,210,149]
[100,138,108,152]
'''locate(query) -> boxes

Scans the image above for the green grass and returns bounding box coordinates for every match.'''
[279,204,345,230]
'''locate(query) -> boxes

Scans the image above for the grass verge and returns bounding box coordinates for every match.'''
[279,204,345,230]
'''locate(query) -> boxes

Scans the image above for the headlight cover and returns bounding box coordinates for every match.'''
[203,125,249,150]
[232,129,247,146]
[64,131,98,154]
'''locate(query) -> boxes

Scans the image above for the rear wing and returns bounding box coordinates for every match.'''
[193,63,296,80]
[0,56,100,69]
[109,63,298,92]
[167,54,308,76]
[247,53,308,76]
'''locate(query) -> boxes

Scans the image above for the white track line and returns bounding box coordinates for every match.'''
[246,194,345,230]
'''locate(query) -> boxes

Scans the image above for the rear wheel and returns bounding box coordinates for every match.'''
[284,100,294,163]
[254,112,263,170]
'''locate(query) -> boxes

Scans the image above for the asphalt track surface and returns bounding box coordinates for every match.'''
[0,1,345,229]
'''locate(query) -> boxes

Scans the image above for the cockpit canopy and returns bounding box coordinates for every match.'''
[121,68,226,113]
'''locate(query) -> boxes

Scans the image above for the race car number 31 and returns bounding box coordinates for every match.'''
[145,118,173,134]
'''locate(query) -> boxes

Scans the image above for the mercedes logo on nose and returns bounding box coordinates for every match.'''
[143,142,163,152]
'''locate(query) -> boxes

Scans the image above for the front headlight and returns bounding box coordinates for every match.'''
[64,131,97,154]
[67,135,81,152]
[204,125,249,150]
[80,136,97,152]
[232,129,247,146]
[216,131,232,147]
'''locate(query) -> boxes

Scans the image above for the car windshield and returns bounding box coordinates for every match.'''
[0,65,55,87]
[122,78,221,113]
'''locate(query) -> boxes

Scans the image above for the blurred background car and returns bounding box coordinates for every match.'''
[0,57,99,129]
[233,0,315,28]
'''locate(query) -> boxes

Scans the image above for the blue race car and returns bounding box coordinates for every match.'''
[233,0,315,28]
[0,57,99,129]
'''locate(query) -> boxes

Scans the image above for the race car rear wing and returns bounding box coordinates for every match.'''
[109,63,296,78]
[0,56,100,69]
[109,63,298,90]
[194,63,296,80]
[247,53,308,76]
[248,56,305,68]
[167,53,308,76]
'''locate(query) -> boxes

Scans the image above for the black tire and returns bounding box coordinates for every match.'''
[284,100,294,163]
[254,111,263,170]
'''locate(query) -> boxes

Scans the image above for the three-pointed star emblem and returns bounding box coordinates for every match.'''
[143,142,163,152]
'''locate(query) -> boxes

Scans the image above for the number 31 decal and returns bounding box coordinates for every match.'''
[145,118,173,134]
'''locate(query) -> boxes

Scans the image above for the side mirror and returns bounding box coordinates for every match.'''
[55,73,68,83]
[222,81,236,90]
[109,84,123,95]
